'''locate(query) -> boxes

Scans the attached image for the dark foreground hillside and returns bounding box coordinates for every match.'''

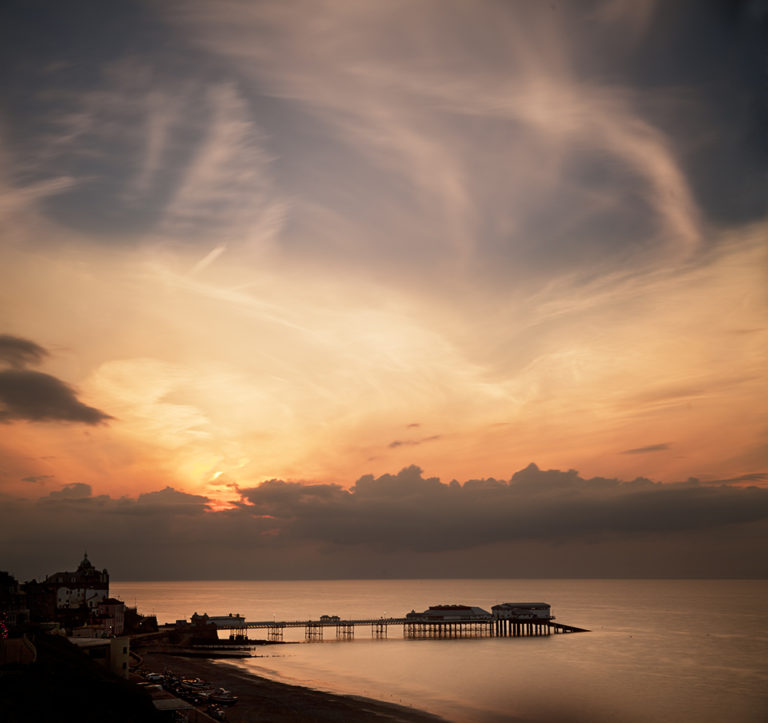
[0,633,162,723]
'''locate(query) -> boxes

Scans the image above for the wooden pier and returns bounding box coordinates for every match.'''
[212,616,588,642]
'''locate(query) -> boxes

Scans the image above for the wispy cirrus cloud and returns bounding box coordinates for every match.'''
[622,443,671,455]
[164,0,705,279]
[21,474,54,484]
[389,435,442,449]
[158,82,286,243]
[5,54,285,246]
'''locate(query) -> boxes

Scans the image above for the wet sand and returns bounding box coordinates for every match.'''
[142,650,447,722]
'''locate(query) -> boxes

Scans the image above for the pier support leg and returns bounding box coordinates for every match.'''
[336,623,354,640]
[305,623,323,642]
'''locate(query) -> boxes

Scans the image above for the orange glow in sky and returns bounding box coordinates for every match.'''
[1,0,766,512]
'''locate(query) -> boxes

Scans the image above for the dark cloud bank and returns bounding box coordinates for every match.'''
[0,334,48,368]
[3,465,766,581]
[0,334,112,424]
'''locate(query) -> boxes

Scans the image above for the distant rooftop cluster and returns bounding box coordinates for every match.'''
[0,554,157,643]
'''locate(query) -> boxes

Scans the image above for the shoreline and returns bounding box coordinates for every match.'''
[141,649,448,722]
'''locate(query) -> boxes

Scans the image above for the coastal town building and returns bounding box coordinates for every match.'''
[207,612,246,628]
[71,597,128,637]
[70,599,158,638]
[124,605,158,634]
[9,555,155,638]
[69,635,130,679]
[20,578,57,622]
[96,597,126,635]
[44,553,109,610]
[0,571,30,631]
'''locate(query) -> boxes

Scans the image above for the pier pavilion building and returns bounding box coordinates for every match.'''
[491,602,552,620]
[405,604,492,621]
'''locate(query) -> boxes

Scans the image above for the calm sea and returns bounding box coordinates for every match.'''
[111,579,768,723]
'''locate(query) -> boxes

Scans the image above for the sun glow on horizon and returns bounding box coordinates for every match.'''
[0,2,766,584]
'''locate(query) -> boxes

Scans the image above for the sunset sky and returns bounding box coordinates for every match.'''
[1,0,766,580]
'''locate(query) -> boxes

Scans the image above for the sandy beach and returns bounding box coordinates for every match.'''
[141,650,447,722]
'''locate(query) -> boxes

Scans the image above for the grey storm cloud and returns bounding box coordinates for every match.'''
[135,486,211,515]
[0,369,112,425]
[34,484,210,516]
[236,464,768,551]
[45,482,93,499]
[0,334,48,368]
[0,333,112,425]
[2,465,767,580]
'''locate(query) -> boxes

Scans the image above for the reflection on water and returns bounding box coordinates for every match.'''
[112,579,768,723]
